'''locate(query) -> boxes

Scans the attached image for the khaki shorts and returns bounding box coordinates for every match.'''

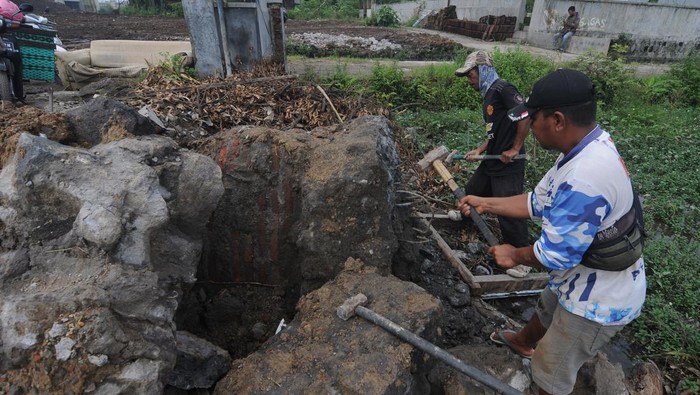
[532,288,625,394]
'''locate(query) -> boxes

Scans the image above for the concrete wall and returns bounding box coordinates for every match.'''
[184,0,284,77]
[658,0,700,5]
[528,0,700,60]
[382,0,526,30]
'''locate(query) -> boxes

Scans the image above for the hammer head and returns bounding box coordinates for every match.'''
[417,145,450,171]
[336,293,368,320]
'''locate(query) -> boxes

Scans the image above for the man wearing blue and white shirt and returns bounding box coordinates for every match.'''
[458,69,646,395]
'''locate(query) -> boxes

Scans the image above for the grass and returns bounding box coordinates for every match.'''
[325,49,700,391]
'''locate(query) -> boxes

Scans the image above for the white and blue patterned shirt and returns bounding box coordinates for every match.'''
[528,126,646,325]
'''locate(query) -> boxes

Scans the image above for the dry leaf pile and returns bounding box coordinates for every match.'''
[125,62,389,131]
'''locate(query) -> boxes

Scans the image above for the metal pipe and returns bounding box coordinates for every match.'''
[355,305,524,395]
[481,289,544,300]
[453,153,529,161]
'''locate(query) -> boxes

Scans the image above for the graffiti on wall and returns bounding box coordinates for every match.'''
[580,17,606,29]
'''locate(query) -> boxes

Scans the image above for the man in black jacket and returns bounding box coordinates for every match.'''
[455,50,531,277]
[553,6,580,52]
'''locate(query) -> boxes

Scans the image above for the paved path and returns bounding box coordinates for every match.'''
[289,27,668,77]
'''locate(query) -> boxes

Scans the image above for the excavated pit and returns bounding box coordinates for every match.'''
[174,117,403,362]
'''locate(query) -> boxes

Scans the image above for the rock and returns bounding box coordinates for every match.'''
[454,282,469,294]
[251,322,267,341]
[0,249,29,283]
[88,354,109,367]
[421,258,435,272]
[0,133,223,392]
[626,360,664,395]
[47,323,68,338]
[166,331,231,390]
[573,352,628,394]
[65,96,162,146]
[214,258,443,394]
[448,293,470,307]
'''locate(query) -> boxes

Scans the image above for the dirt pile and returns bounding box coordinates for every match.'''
[286,20,462,60]
[0,105,71,170]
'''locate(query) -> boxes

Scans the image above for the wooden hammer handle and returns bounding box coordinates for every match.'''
[431,160,500,246]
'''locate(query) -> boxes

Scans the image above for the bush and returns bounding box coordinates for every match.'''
[288,0,358,20]
[320,64,359,92]
[118,4,182,17]
[394,108,485,177]
[564,50,632,108]
[366,5,400,27]
[638,75,685,105]
[666,53,700,106]
[168,2,184,17]
[408,63,480,110]
[490,48,555,94]
[367,63,407,107]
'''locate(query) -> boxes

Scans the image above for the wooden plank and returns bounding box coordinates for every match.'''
[416,217,480,290]
[473,273,549,295]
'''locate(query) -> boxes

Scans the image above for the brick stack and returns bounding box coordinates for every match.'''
[444,14,517,41]
[423,5,458,31]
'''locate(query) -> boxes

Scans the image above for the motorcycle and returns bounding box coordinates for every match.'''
[0,3,35,102]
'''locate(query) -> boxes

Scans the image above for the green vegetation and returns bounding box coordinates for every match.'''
[144,53,195,83]
[118,2,183,17]
[366,5,400,27]
[317,49,700,389]
[288,0,359,20]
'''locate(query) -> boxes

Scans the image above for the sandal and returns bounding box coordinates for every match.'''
[489,330,534,359]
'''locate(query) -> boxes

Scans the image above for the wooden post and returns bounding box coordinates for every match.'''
[417,217,480,290]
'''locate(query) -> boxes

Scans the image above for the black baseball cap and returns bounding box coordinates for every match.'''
[507,69,595,121]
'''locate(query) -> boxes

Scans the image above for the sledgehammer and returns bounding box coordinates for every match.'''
[445,151,530,163]
[337,294,524,395]
[417,145,499,246]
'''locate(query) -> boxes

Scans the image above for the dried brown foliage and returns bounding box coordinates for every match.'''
[124,61,390,132]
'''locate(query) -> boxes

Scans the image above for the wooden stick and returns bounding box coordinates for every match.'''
[417,217,480,290]
[472,298,523,329]
[316,84,344,123]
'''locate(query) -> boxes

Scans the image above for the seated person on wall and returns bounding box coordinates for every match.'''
[553,6,580,52]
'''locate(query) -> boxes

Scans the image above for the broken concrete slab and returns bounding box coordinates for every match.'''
[0,133,224,393]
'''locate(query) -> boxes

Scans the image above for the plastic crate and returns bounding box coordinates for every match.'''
[14,27,57,47]
[19,45,56,81]
[12,27,57,81]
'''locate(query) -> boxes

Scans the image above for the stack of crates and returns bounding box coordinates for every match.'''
[12,26,57,81]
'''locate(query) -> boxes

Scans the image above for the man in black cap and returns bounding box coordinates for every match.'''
[455,50,532,278]
[458,69,647,394]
